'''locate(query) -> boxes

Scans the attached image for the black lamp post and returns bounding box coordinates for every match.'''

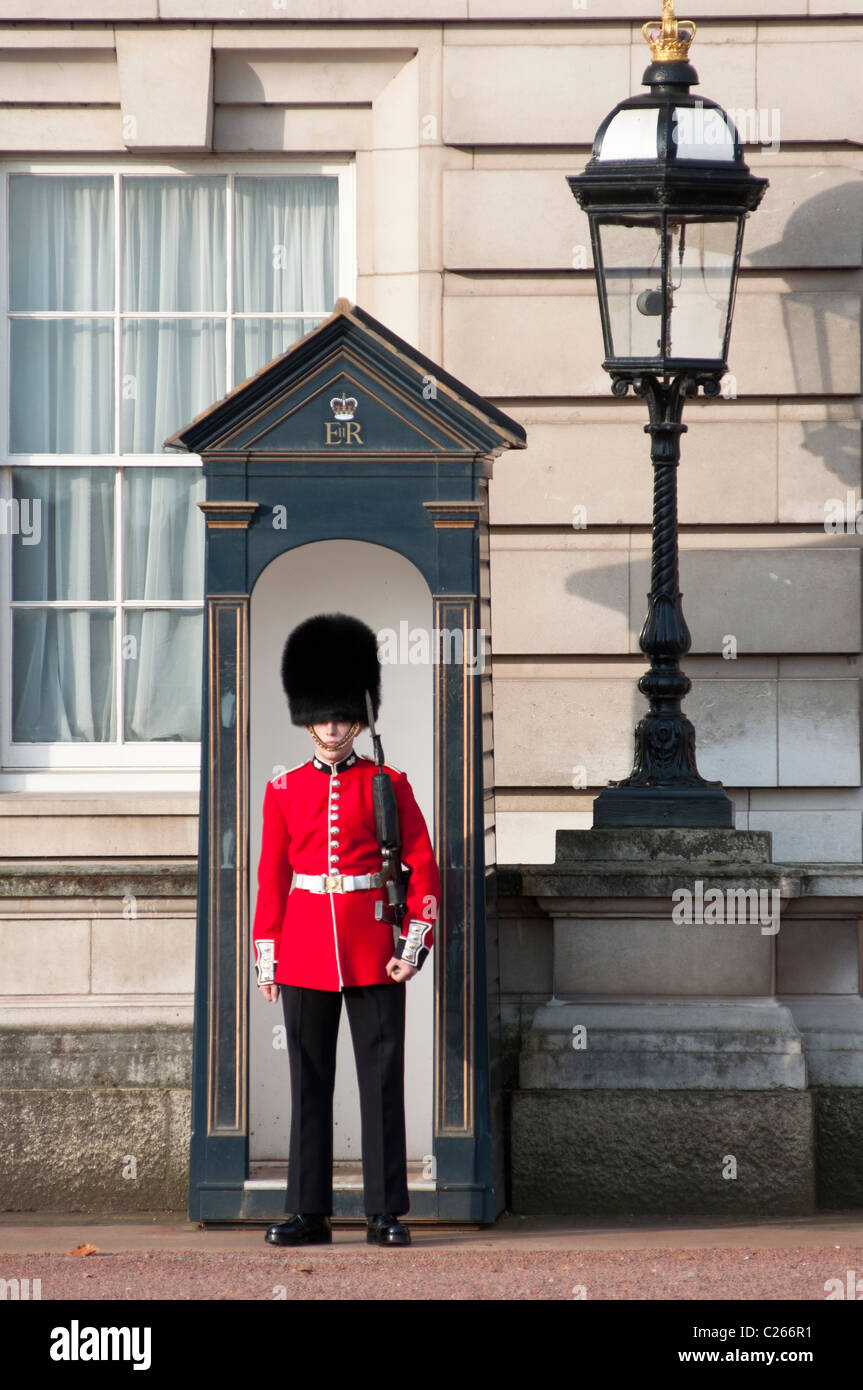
[568,1,767,828]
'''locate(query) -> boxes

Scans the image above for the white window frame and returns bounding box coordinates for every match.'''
[0,156,356,791]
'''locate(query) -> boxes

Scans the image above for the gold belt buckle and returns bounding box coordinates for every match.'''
[324,873,343,893]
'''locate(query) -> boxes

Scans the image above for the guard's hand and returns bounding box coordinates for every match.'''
[258,983,280,1002]
[386,957,418,984]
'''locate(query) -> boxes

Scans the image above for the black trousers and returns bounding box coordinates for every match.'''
[280,982,409,1217]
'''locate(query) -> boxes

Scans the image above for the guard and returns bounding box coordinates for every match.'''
[252,613,441,1246]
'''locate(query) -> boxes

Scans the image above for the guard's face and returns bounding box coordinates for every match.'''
[312,718,355,750]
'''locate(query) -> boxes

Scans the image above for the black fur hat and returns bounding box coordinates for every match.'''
[281,613,381,727]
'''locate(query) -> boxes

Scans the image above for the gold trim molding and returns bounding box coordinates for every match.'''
[198,501,260,531]
[207,597,249,1137]
[434,595,476,1138]
[424,501,485,531]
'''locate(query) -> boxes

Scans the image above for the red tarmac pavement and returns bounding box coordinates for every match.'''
[2,1211,863,1300]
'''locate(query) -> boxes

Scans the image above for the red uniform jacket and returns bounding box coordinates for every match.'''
[252,750,440,992]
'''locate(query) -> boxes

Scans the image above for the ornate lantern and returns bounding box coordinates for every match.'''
[568,2,768,827]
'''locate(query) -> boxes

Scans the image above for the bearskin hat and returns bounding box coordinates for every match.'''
[281,613,381,727]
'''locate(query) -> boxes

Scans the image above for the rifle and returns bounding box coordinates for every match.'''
[364,689,411,948]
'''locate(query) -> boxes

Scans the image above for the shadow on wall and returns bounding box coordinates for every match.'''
[747,176,863,491]
[556,177,863,629]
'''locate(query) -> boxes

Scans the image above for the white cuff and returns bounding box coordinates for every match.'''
[395,920,433,969]
[254,939,277,986]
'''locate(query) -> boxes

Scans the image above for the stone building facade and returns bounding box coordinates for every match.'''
[1,2,862,1213]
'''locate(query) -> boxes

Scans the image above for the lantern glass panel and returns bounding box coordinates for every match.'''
[597,108,660,162]
[673,106,737,163]
[666,218,738,361]
[598,220,665,360]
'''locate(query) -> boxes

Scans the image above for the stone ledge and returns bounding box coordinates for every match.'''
[0,860,198,897]
[554,828,773,864]
[0,1027,192,1088]
[500,865,803,899]
[0,998,194,1027]
[501,865,863,899]
[497,827,863,900]
[0,794,199,814]
[520,1001,807,1091]
[785,998,863,1087]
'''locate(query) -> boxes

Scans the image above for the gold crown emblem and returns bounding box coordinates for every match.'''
[330,393,358,421]
[642,1,696,63]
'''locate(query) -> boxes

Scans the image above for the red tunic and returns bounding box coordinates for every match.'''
[252,751,440,992]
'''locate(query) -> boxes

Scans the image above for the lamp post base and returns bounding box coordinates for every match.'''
[593,784,734,828]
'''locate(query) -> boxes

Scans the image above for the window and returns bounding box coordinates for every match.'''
[0,161,353,785]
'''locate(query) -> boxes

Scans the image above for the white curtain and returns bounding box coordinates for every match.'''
[11,467,115,741]
[12,466,204,742]
[123,609,203,742]
[9,173,338,744]
[232,175,338,313]
[232,176,338,382]
[10,175,114,453]
[121,319,226,454]
[233,318,314,386]
[123,177,226,313]
[121,178,227,453]
[10,174,114,313]
[122,468,205,742]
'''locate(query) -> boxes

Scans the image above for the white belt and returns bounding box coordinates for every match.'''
[295,872,383,894]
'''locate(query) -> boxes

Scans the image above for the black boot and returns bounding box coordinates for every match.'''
[366,1213,411,1246]
[265,1213,332,1246]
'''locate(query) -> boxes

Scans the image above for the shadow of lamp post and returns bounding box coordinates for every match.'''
[568,1,768,828]
[748,187,863,506]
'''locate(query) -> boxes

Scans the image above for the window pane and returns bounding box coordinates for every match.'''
[233,318,318,385]
[121,319,226,453]
[10,174,114,312]
[123,468,205,600]
[124,609,203,741]
[123,177,226,312]
[13,608,115,741]
[11,320,114,453]
[233,176,338,313]
[12,467,114,601]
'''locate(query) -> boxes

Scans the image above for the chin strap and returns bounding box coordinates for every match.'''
[307,721,360,752]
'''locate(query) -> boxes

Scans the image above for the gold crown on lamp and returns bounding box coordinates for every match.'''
[642,1,696,63]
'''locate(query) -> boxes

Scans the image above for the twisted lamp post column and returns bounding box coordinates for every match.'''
[594,373,727,823]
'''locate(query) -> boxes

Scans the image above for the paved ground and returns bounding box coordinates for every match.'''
[2,1211,863,1302]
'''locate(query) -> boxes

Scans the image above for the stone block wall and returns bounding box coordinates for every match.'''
[0,838,196,1211]
[0,6,860,856]
[2,1,863,1212]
